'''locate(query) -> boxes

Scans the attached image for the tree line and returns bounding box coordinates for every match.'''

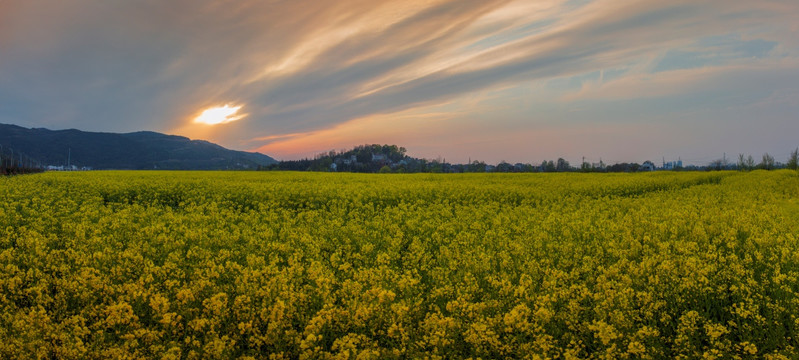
[260,144,799,174]
[734,149,799,171]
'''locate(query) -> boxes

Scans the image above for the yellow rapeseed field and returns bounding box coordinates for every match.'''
[1,170,798,359]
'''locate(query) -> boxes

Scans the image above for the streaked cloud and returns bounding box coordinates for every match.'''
[1,0,797,163]
[193,105,245,125]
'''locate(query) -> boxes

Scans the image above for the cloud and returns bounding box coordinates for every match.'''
[564,60,799,102]
[0,0,797,160]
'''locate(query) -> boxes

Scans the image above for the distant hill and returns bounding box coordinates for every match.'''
[0,123,276,170]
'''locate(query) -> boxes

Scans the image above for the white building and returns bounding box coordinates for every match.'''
[372,153,386,162]
[640,161,655,171]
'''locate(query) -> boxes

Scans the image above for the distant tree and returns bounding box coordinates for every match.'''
[556,158,570,172]
[760,153,775,170]
[496,161,513,172]
[308,157,333,171]
[788,148,799,171]
[543,160,556,172]
[467,160,486,172]
[607,163,623,172]
[709,159,724,171]
[607,163,640,172]
[428,161,443,173]
[737,153,747,171]
[581,159,592,172]
[378,165,392,173]
[746,155,756,170]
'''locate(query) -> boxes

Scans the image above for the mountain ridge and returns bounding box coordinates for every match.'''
[0,123,276,170]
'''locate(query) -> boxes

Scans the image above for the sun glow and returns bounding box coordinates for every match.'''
[194,105,245,125]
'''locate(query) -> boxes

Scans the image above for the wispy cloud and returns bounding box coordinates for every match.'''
[1,0,797,162]
[564,60,799,102]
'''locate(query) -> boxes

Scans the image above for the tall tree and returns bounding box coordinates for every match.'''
[737,153,747,171]
[545,160,556,172]
[556,158,570,172]
[788,148,799,170]
[746,155,756,170]
[760,153,775,170]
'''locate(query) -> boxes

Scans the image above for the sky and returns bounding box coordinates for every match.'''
[1,0,798,165]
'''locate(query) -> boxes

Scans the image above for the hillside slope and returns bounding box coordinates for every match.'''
[0,123,276,170]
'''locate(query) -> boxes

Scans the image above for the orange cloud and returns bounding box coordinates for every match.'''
[251,108,460,160]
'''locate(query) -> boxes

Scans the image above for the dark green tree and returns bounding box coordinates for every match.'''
[556,158,570,172]
[760,153,775,170]
[545,160,556,172]
[788,148,798,170]
[496,161,513,172]
[737,153,747,171]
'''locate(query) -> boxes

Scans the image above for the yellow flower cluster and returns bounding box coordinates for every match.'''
[0,170,798,358]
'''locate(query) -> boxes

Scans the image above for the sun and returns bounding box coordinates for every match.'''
[193,104,245,125]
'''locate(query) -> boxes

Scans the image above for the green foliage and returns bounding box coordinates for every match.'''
[275,144,407,173]
[788,148,798,171]
[760,153,775,170]
[1,171,799,358]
